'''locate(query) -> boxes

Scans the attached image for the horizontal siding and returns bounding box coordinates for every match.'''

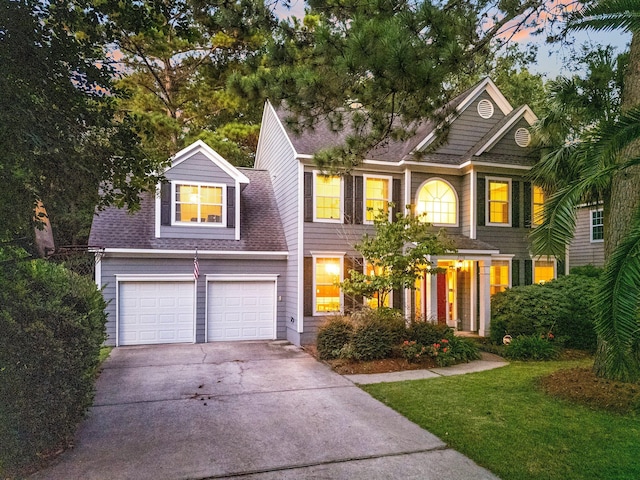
[435,91,506,156]
[99,256,287,346]
[461,173,471,236]
[476,226,532,257]
[254,106,301,342]
[569,208,605,268]
[489,118,535,157]
[168,152,235,186]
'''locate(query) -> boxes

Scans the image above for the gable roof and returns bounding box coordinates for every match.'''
[169,140,250,185]
[271,77,536,164]
[89,169,287,253]
[470,105,537,156]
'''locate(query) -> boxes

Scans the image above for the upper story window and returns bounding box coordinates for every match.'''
[591,209,604,242]
[314,173,342,222]
[487,178,511,226]
[533,185,545,227]
[364,175,391,223]
[314,256,343,313]
[174,183,224,225]
[534,259,555,284]
[416,179,457,225]
[490,260,510,295]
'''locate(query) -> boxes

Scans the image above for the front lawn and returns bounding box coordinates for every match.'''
[362,360,640,480]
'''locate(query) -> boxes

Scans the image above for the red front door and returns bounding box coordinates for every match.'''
[437,272,447,325]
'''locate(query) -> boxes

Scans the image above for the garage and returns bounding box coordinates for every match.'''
[207,278,277,341]
[118,281,195,346]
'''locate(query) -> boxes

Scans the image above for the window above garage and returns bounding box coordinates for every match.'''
[174,183,225,226]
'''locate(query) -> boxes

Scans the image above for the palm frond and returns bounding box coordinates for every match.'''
[594,208,640,382]
[569,0,640,33]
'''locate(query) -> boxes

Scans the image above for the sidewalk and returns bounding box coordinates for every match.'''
[344,352,507,385]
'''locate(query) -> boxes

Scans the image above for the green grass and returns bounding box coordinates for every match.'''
[362,360,640,480]
[98,346,112,364]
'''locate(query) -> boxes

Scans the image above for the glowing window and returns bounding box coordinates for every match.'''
[416,179,457,225]
[364,262,391,309]
[490,261,510,295]
[487,179,510,225]
[175,184,223,224]
[533,186,545,227]
[315,174,342,221]
[365,176,390,223]
[534,259,555,284]
[315,257,342,313]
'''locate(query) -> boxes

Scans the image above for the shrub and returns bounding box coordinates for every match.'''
[0,252,107,475]
[490,274,599,351]
[399,340,429,362]
[504,335,560,360]
[316,316,354,360]
[407,321,452,346]
[350,314,398,361]
[447,336,482,364]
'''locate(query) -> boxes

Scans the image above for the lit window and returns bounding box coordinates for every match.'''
[490,261,510,295]
[534,259,555,284]
[175,184,223,224]
[591,209,604,242]
[487,179,510,225]
[533,186,545,226]
[315,257,342,313]
[365,176,390,223]
[364,262,391,309]
[416,179,457,225]
[315,174,342,221]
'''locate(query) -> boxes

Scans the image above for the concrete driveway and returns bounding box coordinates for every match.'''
[33,341,498,480]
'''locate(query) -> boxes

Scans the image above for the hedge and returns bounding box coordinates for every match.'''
[0,252,107,475]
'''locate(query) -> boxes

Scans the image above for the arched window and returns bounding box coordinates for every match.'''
[416,179,457,225]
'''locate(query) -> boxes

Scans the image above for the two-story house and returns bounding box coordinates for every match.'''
[90,77,557,347]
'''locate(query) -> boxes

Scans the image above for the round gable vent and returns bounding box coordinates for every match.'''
[515,127,531,147]
[477,99,494,119]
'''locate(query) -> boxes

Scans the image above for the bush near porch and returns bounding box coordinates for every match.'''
[316,308,480,367]
[0,251,107,477]
[490,272,601,354]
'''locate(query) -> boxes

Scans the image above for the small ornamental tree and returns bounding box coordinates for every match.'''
[342,209,455,308]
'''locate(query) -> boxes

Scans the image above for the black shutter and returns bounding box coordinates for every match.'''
[161,181,171,225]
[354,175,364,224]
[226,186,236,228]
[344,174,353,224]
[392,178,401,222]
[303,257,313,316]
[304,172,313,222]
[477,176,485,227]
[392,288,402,310]
[523,182,532,228]
[512,180,520,228]
[557,260,566,277]
[524,260,533,285]
[512,260,520,287]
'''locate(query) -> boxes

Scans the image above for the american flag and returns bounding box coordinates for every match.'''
[194,250,199,280]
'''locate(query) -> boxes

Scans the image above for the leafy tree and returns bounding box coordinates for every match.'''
[0,0,162,248]
[531,0,640,382]
[341,210,455,308]
[96,0,276,164]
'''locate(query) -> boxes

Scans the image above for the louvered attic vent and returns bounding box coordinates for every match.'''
[514,127,531,147]
[477,99,494,119]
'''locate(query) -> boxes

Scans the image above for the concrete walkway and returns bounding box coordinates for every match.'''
[344,352,508,384]
[32,342,499,480]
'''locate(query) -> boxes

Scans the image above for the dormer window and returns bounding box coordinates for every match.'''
[174,183,224,225]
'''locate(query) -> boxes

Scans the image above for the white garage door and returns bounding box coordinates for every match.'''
[207,280,276,341]
[119,281,195,346]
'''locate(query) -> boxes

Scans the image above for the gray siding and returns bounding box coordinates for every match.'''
[489,118,535,158]
[460,173,471,236]
[99,256,287,346]
[435,91,506,156]
[569,207,605,268]
[254,105,302,344]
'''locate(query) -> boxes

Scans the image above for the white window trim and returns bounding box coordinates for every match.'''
[533,257,556,284]
[312,253,344,316]
[532,185,545,227]
[363,174,393,224]
[590,208,604,243]
[312,171,343,223]
[172,181,227,227]
[363,260,392,308]
[414,177,459,227]
[486,176,512,227]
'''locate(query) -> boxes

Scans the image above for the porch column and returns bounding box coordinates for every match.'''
[428,269,438,321]
[478,260,491,337]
